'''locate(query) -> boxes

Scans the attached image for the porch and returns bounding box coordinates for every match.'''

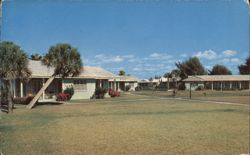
[15,78,62,100]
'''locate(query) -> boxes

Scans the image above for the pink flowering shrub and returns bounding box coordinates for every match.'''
[108,89,120,97]
[56,93,71,101]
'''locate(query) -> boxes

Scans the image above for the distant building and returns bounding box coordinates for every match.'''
[138,77,181,90]
[183,75,250,91]
[109,75,139,91]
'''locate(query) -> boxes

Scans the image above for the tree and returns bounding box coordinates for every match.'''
[43,43,82,77]
[175,57,206,80]
[0,41,31,112]
[238,57,250,75]
[154,75,161,79]
[30,53,42,61]
[27,43,82,109]
[164,72,172,90]
[118,70,125,76]
[209,64,232,75]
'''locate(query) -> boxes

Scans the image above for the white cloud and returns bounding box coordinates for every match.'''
[194,50,218,60]
[122,55,134,59]
[94,54,124,63]
[113,56,124,62]
[244,0,249,6]
[133,67,142,71]
[223,58,240,63]
[150,53,161,58]
[222,50,237,57]
[231,58,240,63]
[145,52,173,61]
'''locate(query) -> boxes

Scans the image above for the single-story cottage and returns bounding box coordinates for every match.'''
[109,75,139,91]
[183,75,250,91]
[2,60,139,101]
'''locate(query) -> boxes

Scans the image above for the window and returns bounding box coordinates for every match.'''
[73,79,87,90]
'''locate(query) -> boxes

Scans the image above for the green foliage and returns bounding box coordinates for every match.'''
[0,41,31,80]
[118,70,126,76]
[13,96,34,105]
[135,86,142,91]
[238,56,250,75]
[209,64,232,75]
[154,75,161,79]
[175,57,206,80]
[94,87,107,99]
[63,86,74,98]
[196,85,204,91]
[0,41,31,112]
[125,85,131,91]
[43,43,83,78]
[178,82,186,90]
[30,53,42,61]
[164,72,172,78]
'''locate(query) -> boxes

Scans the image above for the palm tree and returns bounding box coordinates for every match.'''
[0,41,31,112]
[27,43,83,109]
[118,70,125,76]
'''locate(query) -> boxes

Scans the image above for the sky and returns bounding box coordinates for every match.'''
[2,0,249,79]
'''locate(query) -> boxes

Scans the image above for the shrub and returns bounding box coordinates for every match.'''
[13,96,34,105]
[178,82,186,90]
[108,89,120,97]
[56,93,71,101]
[125,85,131,91]
[196,85,204,91]
[63,86,74,99]
[95,87,107,99]
[135,86,141,91]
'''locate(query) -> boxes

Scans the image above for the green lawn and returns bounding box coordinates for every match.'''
[0,93,249,155]
[133,90,250,104]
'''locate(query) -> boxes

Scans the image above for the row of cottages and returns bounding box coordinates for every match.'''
[183,75,250,91]
[138,77,181,90]
[5,60,138,101]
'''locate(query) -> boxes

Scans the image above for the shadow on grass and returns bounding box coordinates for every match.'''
[35,102,64,107]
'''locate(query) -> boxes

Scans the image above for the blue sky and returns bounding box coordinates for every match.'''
[2,0,249,79]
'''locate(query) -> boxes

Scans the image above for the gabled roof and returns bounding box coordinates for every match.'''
[109,75,139,82]
[183,75,250,82]
[28,60,116,79]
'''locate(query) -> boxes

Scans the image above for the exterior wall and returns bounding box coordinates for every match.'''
[185,81,250,91]
[125,82,138,91]
[185,82,204,91]
[62,79,96,100]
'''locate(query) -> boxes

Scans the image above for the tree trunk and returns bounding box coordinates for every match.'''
[7,80,14,113]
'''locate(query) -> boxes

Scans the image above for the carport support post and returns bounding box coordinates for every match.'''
[220,81,222,91]
[211,81,213,91]
[20,81,23,97]
[42,78,45,100]
[189,82,192,99]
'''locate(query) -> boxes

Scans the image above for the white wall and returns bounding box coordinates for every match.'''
[62,79,96,100]
[125,82,138,91]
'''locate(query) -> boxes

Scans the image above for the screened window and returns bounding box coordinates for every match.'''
[73,79,87,90]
